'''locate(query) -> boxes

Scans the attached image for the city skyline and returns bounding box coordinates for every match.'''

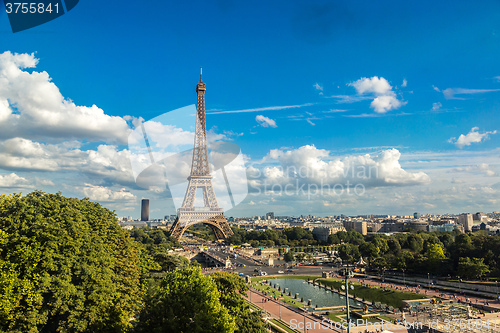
[0,1,499,218]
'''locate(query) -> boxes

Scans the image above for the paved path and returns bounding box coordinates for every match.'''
[247,289,410,333]
[248,289,339,333]
[358,275,500,312]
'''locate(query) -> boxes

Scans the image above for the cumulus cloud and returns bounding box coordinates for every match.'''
[0,51,130,143]
[370,95,403,114]
[449,127,498,148]
[250,145,430,192]
[348,76,406,113]
[453,163,497,177]
[0,172,31,188]
[0,138,135,185]
[432,102,442,111]
[256,115,277,128]
[80,184,136,202]
[402,79,407,87]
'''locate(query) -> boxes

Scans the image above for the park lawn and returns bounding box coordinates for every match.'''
[316,278,427,309]
[378,315,394,322]
[325,312,392,326]
[269,319,299,333]
[324,312,346,322]
[449,279,500,286]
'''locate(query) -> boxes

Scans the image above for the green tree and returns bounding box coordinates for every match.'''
[283,251,295,262]
[457,257,490,280]
[372,257,388,273]
[360,242,380,262]
[211,271,266,333]
[0,192,142,333]
[154,253,190,272]
[136,266,235,333]
[387,238,401,255]
[425,243,445,261]
[295,252,306,263]
[405,234,424,253]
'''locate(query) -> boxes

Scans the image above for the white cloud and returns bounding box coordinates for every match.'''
[0,138,135,185]
[252,145,430,189]
[453,163,497,177]
[306,119,315,126]
[0,51,130,143]
[370,95,403,113]
[313,83,323,92]
[442,87,500,100]
[348,76,406,113]
[450,127,498,148]
[81,184,136,202]
[0,172,31,188]
[402,79,407,87]
[207,103,313,115]
[349,76,393,95]
[432,85,441,92]
[432,102,442,111]
[256,115,277,128]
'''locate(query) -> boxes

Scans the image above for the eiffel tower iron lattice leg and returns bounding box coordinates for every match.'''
[169,68,233,241]
[169,214,233,241]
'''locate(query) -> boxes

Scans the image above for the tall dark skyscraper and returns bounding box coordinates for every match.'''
[141,199,149,221]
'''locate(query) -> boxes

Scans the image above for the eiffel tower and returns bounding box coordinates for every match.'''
[169,69,234,241]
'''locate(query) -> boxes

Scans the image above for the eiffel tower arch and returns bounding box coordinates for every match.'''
[169,69,234,241]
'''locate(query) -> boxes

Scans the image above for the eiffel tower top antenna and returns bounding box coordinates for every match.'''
[200,66,202,81]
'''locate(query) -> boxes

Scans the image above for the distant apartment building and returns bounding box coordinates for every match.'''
[312,223,345,242]
[378,221,406,233]
[414,212,421,219]
[343,220,367,235]
[367,222,383,233]
[459,213,473,232]
[428,223,462,232]
[474,212,488,222]
[409,220,429,232]
[265,212,275,220]
[377,219,429,233]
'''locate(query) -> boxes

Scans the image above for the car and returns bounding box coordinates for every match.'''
[260,271,267,276]
[278,270,284,274]
[254,269,260,272]
[286,269,294,272]
[238,273,244,276]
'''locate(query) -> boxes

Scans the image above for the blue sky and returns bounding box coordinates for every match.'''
[1,0,499,218]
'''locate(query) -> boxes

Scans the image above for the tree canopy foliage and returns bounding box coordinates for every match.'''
[211,271,267,333]
[0,192,142,333]
[135,266,236,333]
[326,228,500,278]
[227,226,318,247]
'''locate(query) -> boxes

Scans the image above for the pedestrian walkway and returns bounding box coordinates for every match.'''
[247,289,409,333]
[361,275,500,313]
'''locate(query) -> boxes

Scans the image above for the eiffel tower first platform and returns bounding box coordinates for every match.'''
[169,69,234,241]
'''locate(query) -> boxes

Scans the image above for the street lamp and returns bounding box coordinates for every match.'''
[496,280,499,302]
[458,276,462,296]
[341,269,355,333]
[427,273,430,290]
